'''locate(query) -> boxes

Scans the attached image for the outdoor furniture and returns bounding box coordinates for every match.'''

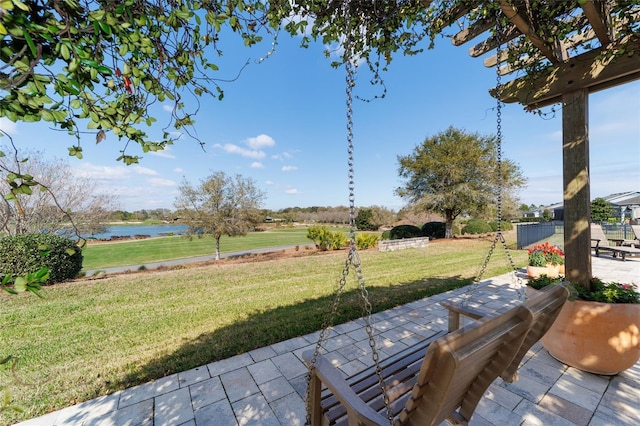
[630,225,640,247]
[591,224,640,261]
[441,284,570,383]
[303,304,533,426]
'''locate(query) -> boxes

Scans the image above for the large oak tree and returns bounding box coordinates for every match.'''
[396,126,525,238]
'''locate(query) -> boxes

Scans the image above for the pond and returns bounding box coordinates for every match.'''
[87,224,188,240]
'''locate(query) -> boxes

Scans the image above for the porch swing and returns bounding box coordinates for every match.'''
[301,3,569,425]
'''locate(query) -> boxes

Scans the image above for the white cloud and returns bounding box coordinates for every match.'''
[162,104,174,112]
[149,146,176,159]
[0,117,17,136]
[173,167,184,173]
[70,162,179,210]
[285,188,300,194]
[251,162,264,168]
[265,180,275,185]
[272,152,293,161]
[132,165,159,176]
[245,134,275,149]
[147,177,177,187]
[214,143,266,159]
[281,165,298,172]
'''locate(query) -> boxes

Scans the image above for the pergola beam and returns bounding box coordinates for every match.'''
[581,0,612,45]
[499,1,560,64]
[492,36,640,108]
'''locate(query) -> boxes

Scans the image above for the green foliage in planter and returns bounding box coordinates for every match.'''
[527,251,547,267]
[576,278,640,304]
[421,221,445,239]
[355,233,380,250]
[0,234,83,284]
[306,226,348,251]
[389,225,422,240]
[526,275,563,290]
[526,276,639,304]
[461,219,491,235]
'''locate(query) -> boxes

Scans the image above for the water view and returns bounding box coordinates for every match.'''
[88,224,188,240]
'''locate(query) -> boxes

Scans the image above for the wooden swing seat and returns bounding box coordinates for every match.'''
[303,303,534,426]
[441,284,569,383]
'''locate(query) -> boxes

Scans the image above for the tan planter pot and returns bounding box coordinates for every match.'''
[526,264,560,278]
[540,298,640,375]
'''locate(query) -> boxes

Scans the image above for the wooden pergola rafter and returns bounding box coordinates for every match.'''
[427,0,640,286]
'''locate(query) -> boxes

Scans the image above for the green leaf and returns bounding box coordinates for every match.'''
[97,65,113,75]
[23,30,37,56]
[13,0,30,11]
[13,276,27,292]
[60,43,70,60]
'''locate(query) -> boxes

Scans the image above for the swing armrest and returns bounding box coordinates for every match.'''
[440,300,492,332]
[302,350,388,426]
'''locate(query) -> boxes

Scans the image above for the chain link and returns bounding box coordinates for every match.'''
[304,2,393,424]
[469,8,525,303]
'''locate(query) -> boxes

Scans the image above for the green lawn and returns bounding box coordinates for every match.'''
[81,227,332,270]
[0,235,527,424]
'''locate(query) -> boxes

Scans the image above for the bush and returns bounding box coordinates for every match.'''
[421,222,446,239]
[306,226,348,251]
[0,233,83,284]
[461,219,492,235]
[488,220,513,232]
[381,230,391,240]
[389,225,423,240]
[355,233,380,250]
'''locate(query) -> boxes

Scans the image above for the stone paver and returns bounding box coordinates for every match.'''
[13,256,640,425]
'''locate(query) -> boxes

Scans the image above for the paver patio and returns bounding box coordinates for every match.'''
[16,256,639,425]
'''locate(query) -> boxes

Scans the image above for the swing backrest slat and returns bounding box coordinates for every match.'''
[442,284,569,383]
[304,303,533,426]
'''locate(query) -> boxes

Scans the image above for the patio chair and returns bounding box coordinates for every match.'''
[441,284,570,382]
[630,224,640,247]
[303,303,533,426]
[590,223,640,261]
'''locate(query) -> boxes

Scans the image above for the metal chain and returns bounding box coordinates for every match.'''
[304,2,393,424]
[469,8,524,303]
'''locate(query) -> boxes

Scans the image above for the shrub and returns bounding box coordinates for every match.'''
[0,233,83,284]
[389,225,422,240]
[461,219,492,235]
[355,208,377,231]
[355,233,380,250]
[306,226,348,251]
[381,230,391,240]
[421,222,446,239]
[488,220,513,232]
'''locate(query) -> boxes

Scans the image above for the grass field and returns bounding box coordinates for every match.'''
[1,234,527,424]
[81,227,329,270]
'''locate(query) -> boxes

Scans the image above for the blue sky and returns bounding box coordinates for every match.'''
[1,31,639,213]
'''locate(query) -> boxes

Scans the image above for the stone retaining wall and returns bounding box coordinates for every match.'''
[378,236,430,252]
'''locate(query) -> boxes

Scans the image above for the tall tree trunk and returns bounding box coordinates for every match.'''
[215,234,221,260]
[444,209,454,238]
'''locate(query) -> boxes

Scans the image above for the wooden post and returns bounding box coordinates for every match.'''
[562,89,592,288]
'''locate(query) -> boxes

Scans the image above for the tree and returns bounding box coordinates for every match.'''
[591,198,614,222]
[355,208,375,231]
[0,147,118,237]
[2,1,636,169]
[368,205,397,228]
[395,126,525,238]
[174,171,265,260]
